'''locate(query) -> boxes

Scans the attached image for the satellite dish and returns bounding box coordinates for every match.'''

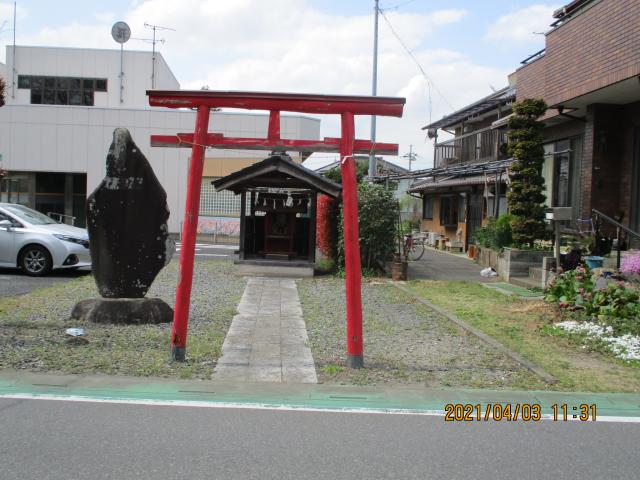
[111,21,131,44]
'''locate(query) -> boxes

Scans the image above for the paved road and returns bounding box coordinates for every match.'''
[409,247,496,282]
[0,243,237,297]
[0,267,92,297]
[0,397,637,480]
[175,242,238,261]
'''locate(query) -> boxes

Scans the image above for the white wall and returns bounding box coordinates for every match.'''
[6,46,179,109]
[0,104,321,232]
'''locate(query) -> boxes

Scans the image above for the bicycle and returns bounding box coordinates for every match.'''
[403,232,426,261]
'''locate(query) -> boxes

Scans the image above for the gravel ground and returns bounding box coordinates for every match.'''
[0,260,246,379]
[298,277,545,388]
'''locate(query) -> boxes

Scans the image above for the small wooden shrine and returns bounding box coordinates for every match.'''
[212,154,341,267]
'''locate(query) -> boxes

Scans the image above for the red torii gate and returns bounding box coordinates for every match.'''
[147,90,405,367]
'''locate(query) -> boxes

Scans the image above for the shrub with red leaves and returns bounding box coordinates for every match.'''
[316,194,339,259]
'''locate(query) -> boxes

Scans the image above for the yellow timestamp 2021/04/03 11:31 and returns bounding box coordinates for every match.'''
[444,403,597,422]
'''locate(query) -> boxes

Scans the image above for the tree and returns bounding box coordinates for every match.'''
[337,182,399,271]
[323,161,369,185]
[507,98,549,247]
[0,76,5,107]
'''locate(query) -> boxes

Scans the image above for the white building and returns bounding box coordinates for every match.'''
[0,46,320,232]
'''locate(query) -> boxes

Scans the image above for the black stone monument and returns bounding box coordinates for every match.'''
[71,128,174,324]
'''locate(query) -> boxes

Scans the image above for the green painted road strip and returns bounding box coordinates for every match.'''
[1,372,640,421]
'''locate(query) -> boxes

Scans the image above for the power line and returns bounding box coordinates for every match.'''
[381,0,420,11]
[377,8,455,112]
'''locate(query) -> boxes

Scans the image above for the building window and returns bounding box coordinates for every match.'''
[423,195,434,219]
[458,195,466,222]
[440,196,458,227]
[17,75,107,106]
[200,178,250,217]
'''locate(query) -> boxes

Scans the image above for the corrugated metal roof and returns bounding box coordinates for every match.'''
[409,174,505,192]
[422,86,516,131]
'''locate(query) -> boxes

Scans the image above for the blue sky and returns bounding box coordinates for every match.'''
[0,1,560,169]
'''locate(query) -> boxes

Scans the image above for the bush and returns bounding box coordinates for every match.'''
[474,213,515,249]
[337,182,399,271]
[316,194,339,259]
[545,265,595,308]
[545,266,640,335]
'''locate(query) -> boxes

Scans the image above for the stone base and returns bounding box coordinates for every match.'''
[71,298,173,325]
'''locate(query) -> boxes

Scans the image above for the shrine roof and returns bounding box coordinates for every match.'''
[212,154,342,198]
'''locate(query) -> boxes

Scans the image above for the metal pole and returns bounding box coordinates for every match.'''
[555,221,561,273]
[340,111,364,368]
[11,1,16,99]
[171,105,210,361]
[616,227,621,269]
[151,25,156,89]
[119,43,124,104]
[368,0,379,179]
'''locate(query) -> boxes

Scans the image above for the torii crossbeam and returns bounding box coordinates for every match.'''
[148,90,405,367]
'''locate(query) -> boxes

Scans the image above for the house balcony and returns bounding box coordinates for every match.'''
[434,126,509,169]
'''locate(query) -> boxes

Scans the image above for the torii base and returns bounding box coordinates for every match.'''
[346,354,364,369]
[170,346,186,362]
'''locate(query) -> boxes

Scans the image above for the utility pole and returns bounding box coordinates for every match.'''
[403,144,416,171]
[368,0,379,179]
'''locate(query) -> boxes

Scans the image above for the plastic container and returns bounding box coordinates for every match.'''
[584,256,604,269]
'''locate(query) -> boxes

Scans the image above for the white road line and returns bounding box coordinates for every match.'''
[1,394,639,423]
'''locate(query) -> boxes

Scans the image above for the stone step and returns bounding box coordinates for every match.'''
[237,264,314,278]
[529,267,545,282]
[510,275,541,290]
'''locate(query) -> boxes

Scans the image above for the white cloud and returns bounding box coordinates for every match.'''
[2,0,511,169]
[0,2,26,22]
[485,4,560,44]
[94,12,116,24]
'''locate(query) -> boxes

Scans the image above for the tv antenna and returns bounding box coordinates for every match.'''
[111,21,131,104]
[144,22,175,88]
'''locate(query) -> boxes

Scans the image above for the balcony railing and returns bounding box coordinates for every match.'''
[434,126,508,169]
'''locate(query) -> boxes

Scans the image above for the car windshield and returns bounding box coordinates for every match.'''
[2,204,59,225]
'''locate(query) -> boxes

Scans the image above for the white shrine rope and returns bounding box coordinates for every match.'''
[171,135,380,165]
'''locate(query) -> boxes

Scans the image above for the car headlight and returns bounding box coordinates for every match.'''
[53,234,90,248]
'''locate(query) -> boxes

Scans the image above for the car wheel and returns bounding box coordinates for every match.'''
[20,245,53,276]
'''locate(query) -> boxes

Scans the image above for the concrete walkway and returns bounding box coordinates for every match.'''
[213,277,317,383]
[408,247,496,282]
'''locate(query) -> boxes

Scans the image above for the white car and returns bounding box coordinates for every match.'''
[0,203,91,276]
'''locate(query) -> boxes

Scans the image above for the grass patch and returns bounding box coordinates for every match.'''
[405,280,640,392]
[0,261,243,379]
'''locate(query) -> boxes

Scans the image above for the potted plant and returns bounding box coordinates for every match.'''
[578,234,604,269]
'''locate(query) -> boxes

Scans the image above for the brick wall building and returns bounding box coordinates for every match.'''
[510,0,640,233]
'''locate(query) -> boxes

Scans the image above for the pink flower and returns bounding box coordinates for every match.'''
[620,251,640,275]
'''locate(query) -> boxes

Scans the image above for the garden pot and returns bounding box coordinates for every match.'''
[391,260,408,281]
[468,245,477,259]
[584,256,604,269]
